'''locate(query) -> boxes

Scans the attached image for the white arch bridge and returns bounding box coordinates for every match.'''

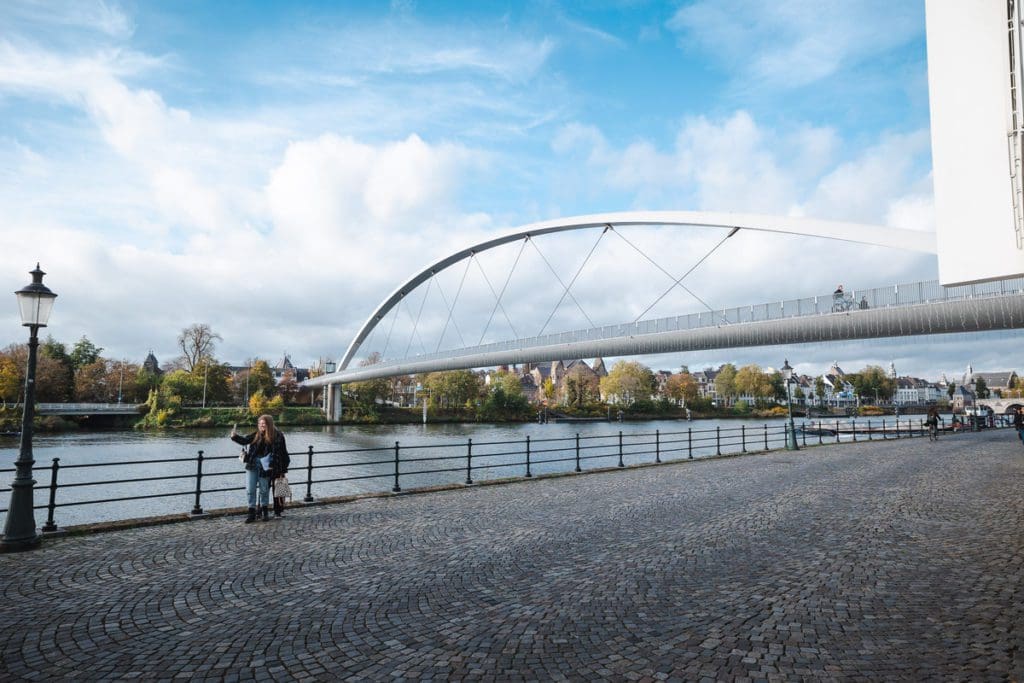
[301,211,1024,418]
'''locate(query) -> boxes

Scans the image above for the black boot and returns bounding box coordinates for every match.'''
[244,507,256,524]
[273,498,283,518]
[261,505,269,522]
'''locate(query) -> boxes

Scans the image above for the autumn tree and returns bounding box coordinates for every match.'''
[600,360,656,405]
[734,364,774,405]
[177,323,222,371]
[39,336,73,401]
[663,371,698,405]
[193,359,233,405]
[349,352,391,406]
[713,363,737,406]
[849,366,895,403]
[424,370,482,408]
[563,365,600,408]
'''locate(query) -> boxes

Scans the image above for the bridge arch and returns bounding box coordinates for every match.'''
[338,210,936,370]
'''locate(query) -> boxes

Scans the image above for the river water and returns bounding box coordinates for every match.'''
[0,414,934,530]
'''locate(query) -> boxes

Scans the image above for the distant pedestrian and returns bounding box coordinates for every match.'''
[231,414,288,523]
[1014,407,1024,446]
[925,406,940,442]
[858,296,869,310]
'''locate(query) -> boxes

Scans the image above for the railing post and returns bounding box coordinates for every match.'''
[392,441,402,492]
[818,420,823,445]
[716,426,721,455]
[882,418,887,439]
[655,429,661,463]
[852,418,857,442]
[741,425,746,453]
[764,423,768,450]
[836,420,841,444]
[191,450,204,516]
[526,435,532,477]
[617,431,624,467]
[575,433,581,472]
[304,445,314,502]
[895,418,900,439]
[41,458,59,533]
[801,422,807,447]
[868,420,872,440]
[465,438,473,485]
[688,427,693,459]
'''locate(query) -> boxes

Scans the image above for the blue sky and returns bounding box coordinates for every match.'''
[3,0,996,381]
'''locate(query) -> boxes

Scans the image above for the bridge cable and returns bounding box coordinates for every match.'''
[434,257,472,352]
[611,226,739,324]
[402,295,429,358]
[477,237,527,345]
[534,227,607,336]
[405,276,433,358]
[380,295,402,361]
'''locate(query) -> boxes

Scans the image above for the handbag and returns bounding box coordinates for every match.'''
[238,448,246,463]
[273,475,293,500]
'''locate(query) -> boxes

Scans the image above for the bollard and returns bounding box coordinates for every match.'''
[465,438,473,485]
[575,433,581,472]
[191,450,205,516]
[392,441,401,492]
[41,458,59,533]
[526,435,532,477]
[655,429,661,463]
[617,431,624,467]
[304,445,314,502]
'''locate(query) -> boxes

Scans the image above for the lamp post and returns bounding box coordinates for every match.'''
[2,264,57,551]
[781,358,799,450]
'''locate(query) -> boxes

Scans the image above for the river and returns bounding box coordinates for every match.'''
[0,414,935,530]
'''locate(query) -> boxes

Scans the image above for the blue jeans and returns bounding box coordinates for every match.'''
[247,468,270,508]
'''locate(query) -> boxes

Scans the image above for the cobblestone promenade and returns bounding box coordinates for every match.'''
[1,430,1022,681]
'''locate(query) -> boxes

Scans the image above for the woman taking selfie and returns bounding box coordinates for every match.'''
[231,414,288,523]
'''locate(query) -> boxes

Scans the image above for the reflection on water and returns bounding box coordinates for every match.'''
[0,414,933,529]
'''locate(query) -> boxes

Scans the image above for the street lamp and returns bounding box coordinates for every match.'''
[781,359,799,450]
[2,264,57,551]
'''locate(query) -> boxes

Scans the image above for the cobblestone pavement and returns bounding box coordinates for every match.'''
[1,430,1022,681]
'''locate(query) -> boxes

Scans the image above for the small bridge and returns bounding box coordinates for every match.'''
[975,398,1024,415]
[34,403,143,417]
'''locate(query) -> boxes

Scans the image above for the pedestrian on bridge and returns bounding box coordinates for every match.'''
[231,414,288,523]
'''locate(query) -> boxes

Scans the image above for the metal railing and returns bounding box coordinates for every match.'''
[0,417,963,532]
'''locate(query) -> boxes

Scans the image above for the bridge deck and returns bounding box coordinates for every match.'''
[2,431,1020,679]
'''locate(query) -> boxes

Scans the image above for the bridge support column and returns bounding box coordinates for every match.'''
[327,383,343,422]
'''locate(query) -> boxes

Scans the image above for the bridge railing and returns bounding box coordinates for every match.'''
[382,276,1024,366]
[0,417,953,532]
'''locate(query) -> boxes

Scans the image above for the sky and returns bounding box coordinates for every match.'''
[0,0,1011,383]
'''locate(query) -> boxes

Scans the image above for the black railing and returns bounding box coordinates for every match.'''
[0,418,954,531]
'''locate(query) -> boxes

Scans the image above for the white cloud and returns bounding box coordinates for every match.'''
[667,0,923,89]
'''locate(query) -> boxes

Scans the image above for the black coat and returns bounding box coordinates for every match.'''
[232,430,289,478]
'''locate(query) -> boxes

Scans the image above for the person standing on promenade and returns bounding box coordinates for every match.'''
[1013,407,1024,446]
[231,414,288,523]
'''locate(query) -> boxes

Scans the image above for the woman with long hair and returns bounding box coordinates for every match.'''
[231,414,289,523]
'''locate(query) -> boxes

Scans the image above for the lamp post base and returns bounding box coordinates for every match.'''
[0,533,41,553]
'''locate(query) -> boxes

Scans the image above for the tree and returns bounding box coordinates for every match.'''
[600,360,656,405]
[424,370,482,408]
[39,336,74,401]
[0,352,21,403]
[814,376,827,407]
[849,366,895,403]
[277,368,299,403]
[193,359,233,405]
[74,359,111,401]
[543,377,556,403]
[664,372,698,405]
[974,376,990,399]
[713,364,737,406]
[177,323,222,371]
[69,336,103,370]
[947,382,956,399]
[563,365,600,408]
[161,369,205,403]
[734,364,773,404]
[248,360,276,398]
[349,353,391,406]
